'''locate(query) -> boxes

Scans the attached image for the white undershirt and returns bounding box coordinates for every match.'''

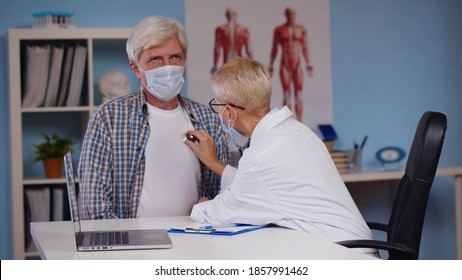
[137,103,200,217]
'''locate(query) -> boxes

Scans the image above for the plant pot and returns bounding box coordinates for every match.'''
[42,158,63,178]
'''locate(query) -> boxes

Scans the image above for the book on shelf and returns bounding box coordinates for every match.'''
[43,45,64,107]
[327,150,350,171]
[335,162,350,171]
[332,156,349,164]
[65,44,87,106]
[22,45,51,108]
[329,150,349,158]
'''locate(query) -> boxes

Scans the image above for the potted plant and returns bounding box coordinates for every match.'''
[33,132,75,178]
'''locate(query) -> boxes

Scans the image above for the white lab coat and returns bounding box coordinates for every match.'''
[191,106,373,244]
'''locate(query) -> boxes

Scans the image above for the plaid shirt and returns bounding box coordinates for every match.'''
[78,91,229,219]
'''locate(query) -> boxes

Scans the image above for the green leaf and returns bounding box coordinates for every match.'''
[33,131,75,162]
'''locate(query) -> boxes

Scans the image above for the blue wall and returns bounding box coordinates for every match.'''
[1,0,461,259]
[331,0,462,167]
[331,0,462,259]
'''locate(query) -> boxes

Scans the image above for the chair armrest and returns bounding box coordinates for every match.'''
[336,239,415,259]
[367,222,389,232]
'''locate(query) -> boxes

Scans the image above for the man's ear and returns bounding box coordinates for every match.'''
[130,61,141,80]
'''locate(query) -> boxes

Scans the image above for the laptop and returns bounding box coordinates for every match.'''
[63,150,172,251]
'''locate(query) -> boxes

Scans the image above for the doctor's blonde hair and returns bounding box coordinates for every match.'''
[212,57,271,113]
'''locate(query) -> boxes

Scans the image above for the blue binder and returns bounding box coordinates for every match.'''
[318,124,338,141]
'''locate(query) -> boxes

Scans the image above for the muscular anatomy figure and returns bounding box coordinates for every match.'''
[268,7,314,121]
[211,8,253,75]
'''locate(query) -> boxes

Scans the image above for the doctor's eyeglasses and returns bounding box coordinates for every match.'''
[208,98,246,114]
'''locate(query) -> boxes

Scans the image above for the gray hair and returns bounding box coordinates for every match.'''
[126,16,188,63]
[212,57,271,112]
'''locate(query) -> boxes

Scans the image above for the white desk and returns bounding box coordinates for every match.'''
[340,166,462,259]
[30,216,374,260]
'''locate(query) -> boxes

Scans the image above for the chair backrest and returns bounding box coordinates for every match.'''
[387,111,447,259]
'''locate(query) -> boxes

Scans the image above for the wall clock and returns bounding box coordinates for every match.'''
[375,146,406,170]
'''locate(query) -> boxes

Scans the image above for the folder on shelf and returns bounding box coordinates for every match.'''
[65,44,87,106]
[51,188,64,221]
[168,223,270,236]
[43,45,64,107]
[22,45,51,108]
[24,188,51,252]
[57,45,75,106]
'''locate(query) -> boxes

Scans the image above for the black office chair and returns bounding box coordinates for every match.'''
[337,111,447,259]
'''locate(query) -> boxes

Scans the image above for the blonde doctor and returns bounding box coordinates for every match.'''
[184,57,374,251]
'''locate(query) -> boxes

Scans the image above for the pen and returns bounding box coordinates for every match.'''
[185,228,216,233]
[360,135,368,149]
[200,224,238,230]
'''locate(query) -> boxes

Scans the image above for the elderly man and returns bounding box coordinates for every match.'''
[79,16,229,219]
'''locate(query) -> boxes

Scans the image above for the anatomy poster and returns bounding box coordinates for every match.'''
[184,0,332,128]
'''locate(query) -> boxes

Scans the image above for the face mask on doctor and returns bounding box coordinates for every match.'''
[220,107,250,156]
[138,64,185,101]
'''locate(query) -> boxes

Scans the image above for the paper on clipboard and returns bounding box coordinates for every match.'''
[168,223,270,236]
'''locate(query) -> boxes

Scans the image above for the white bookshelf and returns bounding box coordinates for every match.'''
[8,28,131,259]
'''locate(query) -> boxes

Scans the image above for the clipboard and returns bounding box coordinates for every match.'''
[168,223,270,236]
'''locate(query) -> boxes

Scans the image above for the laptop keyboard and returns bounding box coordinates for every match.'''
[90,231,129,246]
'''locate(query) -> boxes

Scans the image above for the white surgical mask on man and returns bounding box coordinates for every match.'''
[139,65,185,101]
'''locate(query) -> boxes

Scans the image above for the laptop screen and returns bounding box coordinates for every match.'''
[64,150,81,237]
[63,150,173,251]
